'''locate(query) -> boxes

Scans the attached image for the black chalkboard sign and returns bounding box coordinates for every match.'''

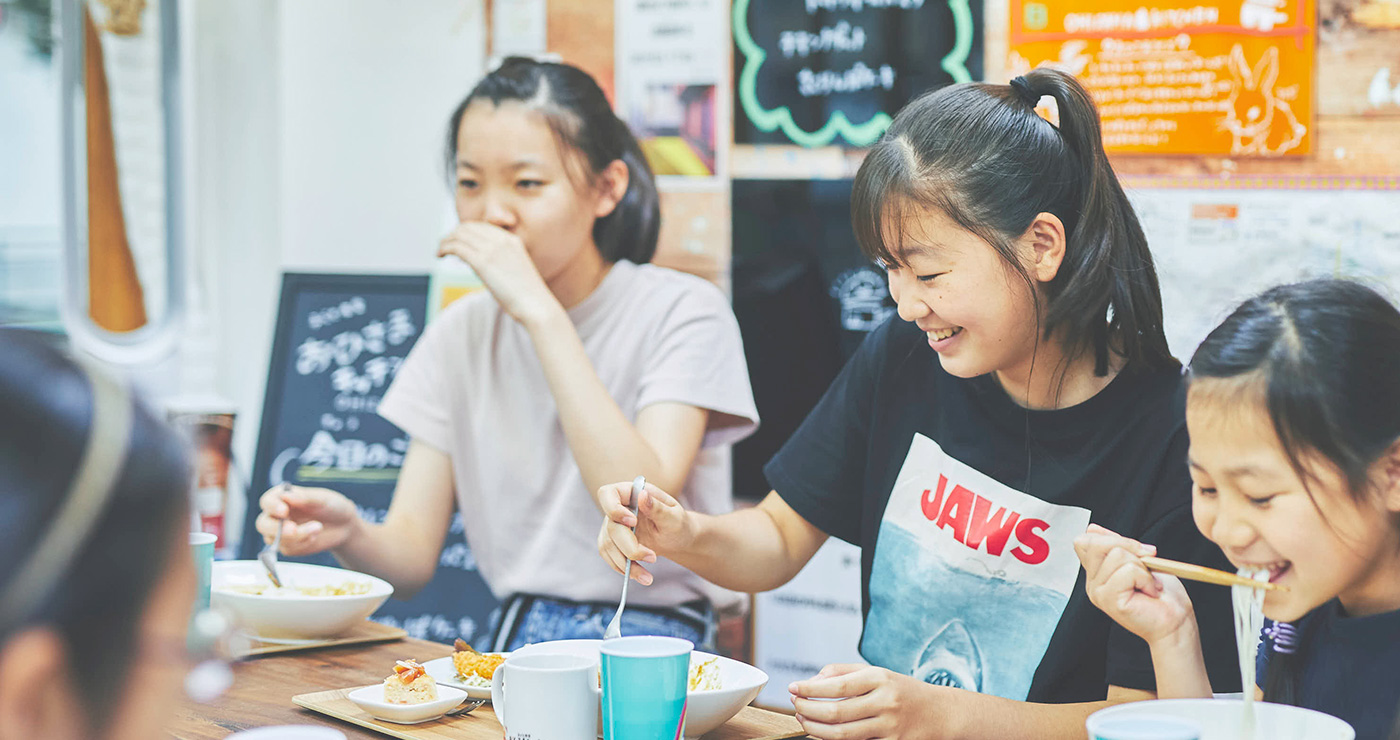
[240,272,498,645]
[730,180,896,501]
[733,0,985,147]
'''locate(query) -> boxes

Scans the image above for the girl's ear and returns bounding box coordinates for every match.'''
[0,627,84,740]
[1375,439,1400,514]
[1022,212,1067,284]
[593,159,630,219]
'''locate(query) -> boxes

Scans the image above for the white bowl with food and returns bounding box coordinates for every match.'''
[210,561,392,642]
[1087,698,1353,740]
[345,683,469,724]
[510,638,768,737]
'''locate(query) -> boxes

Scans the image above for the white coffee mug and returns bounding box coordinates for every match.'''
[491,653,600,740]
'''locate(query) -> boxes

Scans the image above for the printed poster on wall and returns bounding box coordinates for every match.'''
[616,0,727,181]
[1008,0,1315,155]
[1126,180,1400,356]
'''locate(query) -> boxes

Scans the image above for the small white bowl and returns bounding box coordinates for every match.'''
[1087,698,1353,740]
[211,561,393,642]
[510,638,768,737]
[345,683,469,724]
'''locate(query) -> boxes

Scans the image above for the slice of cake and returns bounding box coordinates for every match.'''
[383,659,438,704]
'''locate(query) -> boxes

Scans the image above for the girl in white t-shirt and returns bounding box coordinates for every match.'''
[255,58,757,649]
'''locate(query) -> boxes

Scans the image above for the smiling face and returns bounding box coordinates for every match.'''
[882,205,1044,381]
[1187,378,1400,621]
[453,101,619,285]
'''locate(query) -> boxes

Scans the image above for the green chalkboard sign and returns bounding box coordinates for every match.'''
[734,0,984,148]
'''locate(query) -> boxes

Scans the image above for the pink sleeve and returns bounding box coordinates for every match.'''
[378,312,454,454]
[636,281,759,448]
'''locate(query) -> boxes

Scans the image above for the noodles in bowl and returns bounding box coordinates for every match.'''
[211,561,393,642]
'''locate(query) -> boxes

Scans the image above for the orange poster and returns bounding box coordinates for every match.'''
[1008,0,1315,156]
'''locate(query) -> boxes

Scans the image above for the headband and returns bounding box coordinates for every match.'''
[0,356,133,632]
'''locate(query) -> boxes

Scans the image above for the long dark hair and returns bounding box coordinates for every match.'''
[851,68,1173,376]
[1188,279,1400,704]
[0,330,192,728]
[444,56,660,264]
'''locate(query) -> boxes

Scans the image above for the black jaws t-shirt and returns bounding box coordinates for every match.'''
[765,316,1241,702]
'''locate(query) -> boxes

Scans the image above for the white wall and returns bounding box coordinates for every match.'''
[188,0,485,546]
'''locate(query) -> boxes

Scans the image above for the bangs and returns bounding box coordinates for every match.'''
[851,138,933,267]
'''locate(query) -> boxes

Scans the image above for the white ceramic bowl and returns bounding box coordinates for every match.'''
[511,639,768,737]
[211,561,392,642]
[1087,699,1354,740]
[345,683,468,724]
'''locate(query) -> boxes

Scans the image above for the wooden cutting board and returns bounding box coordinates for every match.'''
[238,620,407,658]
[292,687,808,740]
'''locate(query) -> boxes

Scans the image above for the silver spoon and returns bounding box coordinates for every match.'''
[259,484,289,588]
[604,476,645,640]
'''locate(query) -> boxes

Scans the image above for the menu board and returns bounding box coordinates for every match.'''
[1008,0,1315,156]
[733,0,984,148]
[241,273,498,645]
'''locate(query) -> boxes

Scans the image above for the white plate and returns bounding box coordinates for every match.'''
[345,683,468,724]
[422,654,507,700]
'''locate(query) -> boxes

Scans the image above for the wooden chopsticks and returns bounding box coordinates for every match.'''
[1141,556,1288,591]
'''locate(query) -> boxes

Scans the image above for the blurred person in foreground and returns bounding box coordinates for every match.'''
[0,330,201,740]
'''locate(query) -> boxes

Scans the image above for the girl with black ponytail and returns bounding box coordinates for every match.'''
[1082,279,1400,740]
[255,57,758,650]
[596,69,1238,737]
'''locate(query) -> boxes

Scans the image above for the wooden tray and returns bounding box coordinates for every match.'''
[238,620,407,657]
[292,687,807,740]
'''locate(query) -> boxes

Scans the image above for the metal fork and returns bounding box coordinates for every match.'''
[604,476,646,640]
[259,519,284,588]
[445,698,486,717]
[259,486,289,588]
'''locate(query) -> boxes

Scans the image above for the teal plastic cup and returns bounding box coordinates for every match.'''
[190,532,216,612]
[600,636,692,740]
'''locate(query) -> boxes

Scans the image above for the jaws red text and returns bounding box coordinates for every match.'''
[920,474,1051,565]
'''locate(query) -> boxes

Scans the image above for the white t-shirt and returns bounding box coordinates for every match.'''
[379,260,759,609]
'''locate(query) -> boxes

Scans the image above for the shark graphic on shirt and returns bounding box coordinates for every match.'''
[863,434,1091,701]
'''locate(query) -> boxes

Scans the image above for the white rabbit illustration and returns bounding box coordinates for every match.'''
[1222,44,1307,155]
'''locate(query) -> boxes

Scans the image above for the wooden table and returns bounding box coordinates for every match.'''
[168,636,806,740]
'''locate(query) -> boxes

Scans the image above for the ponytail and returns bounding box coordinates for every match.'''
[1018,68,1171,374]
[444,57,660,264]
[851,68,1175,376]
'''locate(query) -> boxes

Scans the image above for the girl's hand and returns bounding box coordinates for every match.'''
[256,485,360,556]
[596,481,696,586]
[1074,523,1194,646]
[438,222,561,328]
[789,664,950,740]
